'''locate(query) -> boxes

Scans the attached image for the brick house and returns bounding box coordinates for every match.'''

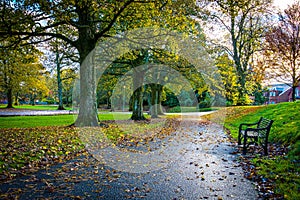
[264,83,300,104]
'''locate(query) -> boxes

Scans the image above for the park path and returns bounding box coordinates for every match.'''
[0,115,258,200]
[0,109,73,116]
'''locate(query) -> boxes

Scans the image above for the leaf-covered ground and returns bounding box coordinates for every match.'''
[0,118,178,182]
[0,118,259,199]
[0,126,85,182]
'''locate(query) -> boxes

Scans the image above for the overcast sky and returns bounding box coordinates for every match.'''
[273,0,296,10]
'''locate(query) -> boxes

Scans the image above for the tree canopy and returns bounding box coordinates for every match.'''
[201,0,273,105]
[263,1,300,101]
[0,41,48,108]
[0,0,201,125]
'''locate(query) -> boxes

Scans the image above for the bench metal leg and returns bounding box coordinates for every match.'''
[243,135,247,155]
[263,142,268,156]
[238,128,242,145]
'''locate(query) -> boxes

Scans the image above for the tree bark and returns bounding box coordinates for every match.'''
[157,85,164,115]
[14,92,19,106]
[131,69,146,120]
[56,51,65,110]
[292,85,296,102]
[74,5,99,127]
[30,93,36,106]
[150,84,164,118]
[75,50,99,127]
[6,88,13,108]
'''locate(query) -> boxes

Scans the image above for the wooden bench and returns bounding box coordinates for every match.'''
[238,117,274,155]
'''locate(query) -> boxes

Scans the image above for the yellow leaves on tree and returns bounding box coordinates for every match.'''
[0,43,48,106]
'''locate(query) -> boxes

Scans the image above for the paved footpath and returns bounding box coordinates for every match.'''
[0,116,258,200]
[0,109,74,116]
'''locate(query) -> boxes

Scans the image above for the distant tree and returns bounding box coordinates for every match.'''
[264,2,300,101]
[215,53,239,105]
[97,74,118,109]
[201,0,273,105]
[61,68,77,107]
[0,42,48,108]
[43,38,78,110]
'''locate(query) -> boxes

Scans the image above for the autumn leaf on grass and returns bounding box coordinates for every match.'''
[0,127,84,182]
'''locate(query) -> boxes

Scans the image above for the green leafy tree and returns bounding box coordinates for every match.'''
[0,0,199,125]
[52,40,78,110]
[216,53,239,105]
[61,68,77,107]
[97,74,118,109]
[0,42,48,108]
[202,0,272,105]
[43,38,79,110]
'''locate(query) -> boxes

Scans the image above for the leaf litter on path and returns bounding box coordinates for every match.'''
[0,118,259,199]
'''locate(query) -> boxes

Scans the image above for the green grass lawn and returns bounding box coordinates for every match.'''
[206,101,300,200]
[0,115,75,128]
[0,113,134,128]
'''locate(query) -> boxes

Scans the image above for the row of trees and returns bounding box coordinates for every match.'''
[0,41,47,108]
[0,38,78,109]
[0,0,299,126]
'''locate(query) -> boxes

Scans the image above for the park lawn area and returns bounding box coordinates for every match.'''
[0,115,75,128]
[0,113,135,128]
[207,102,300,200]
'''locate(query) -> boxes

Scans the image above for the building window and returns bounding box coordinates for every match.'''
[270,91,276,97]
[296,88,300,97]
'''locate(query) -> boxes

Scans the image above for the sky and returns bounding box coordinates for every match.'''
[273,0,296,10]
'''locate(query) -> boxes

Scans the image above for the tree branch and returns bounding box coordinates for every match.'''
[95,0,135,39]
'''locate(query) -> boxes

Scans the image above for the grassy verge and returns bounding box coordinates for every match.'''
[0,113,134,128]
[0,115,75,128]
[205,102,300,199]
[223,102,300,157]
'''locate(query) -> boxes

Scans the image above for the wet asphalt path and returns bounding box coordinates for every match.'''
[0,115,258,200]
[0,109,74,116]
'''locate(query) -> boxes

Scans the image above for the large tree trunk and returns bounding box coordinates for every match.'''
[6,88,13,108]
[131,69,146,120]
[74,9,98,127]
[56,51,65,110]
[149,84,164,118]
[236,72,247,105]
[14,92,18,106]
[292,85,296,102]
[156,85,164,115]
[65,91,71,107]
[75,50,99,127]
[30,93,36,106]
[231,14,249,106]
[131,87,145,120]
